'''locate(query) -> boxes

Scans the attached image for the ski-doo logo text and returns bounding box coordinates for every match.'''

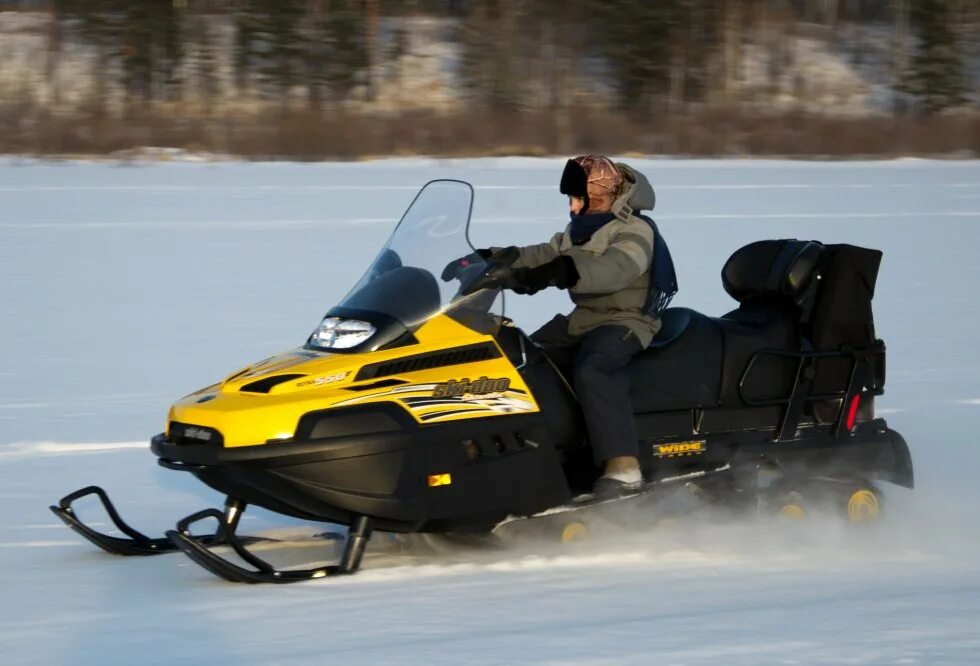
[433,377,511,398]
[654,441,705,457]
[183,427,212,442]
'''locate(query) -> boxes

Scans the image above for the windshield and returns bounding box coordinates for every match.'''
[333,179,503,335]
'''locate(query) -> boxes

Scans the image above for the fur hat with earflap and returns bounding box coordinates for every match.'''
[559,155,624,214]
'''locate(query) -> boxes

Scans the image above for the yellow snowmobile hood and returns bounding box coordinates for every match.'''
[167,314,538,448]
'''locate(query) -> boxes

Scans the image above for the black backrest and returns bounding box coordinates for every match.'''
[722,240,824,308]
[720,240,821,407]
[718,239,883,405]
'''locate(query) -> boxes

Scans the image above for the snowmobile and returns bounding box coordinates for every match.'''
[52,179,913,583]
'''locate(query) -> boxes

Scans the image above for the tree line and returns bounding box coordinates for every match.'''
[8,0,969,116]
[1,0,977,157]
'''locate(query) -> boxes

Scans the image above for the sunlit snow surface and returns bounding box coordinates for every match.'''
[1,157,979,665]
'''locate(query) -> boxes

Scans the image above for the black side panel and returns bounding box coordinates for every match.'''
[735,420,913,489]
[635,410,694,440]
[497,325,583,451]
[493,324,526,368]
[411,424,572,532]
[883,425,915,489]
[629,308,724,412]
[297,406,403,440]
[507,327,591,492]
[700,406,785,433]
[494,325,591,491]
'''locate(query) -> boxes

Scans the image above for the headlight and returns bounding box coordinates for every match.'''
[311,317,376,350]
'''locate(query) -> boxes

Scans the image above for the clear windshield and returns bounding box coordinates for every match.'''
[335,180,503,334]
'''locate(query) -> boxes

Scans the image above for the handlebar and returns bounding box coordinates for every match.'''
[460,262,515,296]
[459,246,520,296]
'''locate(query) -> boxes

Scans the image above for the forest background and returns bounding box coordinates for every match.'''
[1,0,978,158]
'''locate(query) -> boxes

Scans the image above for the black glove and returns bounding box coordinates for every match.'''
[441,248,493,282]
[507,256,579,295]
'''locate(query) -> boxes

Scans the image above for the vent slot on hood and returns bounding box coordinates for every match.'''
[240,374,306,394]
[344,378,408,392]
[355,342,501,381]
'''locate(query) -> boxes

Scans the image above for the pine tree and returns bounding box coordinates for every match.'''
[901,0,969,114]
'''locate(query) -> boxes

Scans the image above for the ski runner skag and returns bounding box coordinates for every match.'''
[52,179,913,583]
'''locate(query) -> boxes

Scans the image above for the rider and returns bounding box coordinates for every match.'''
[459,155,665,498]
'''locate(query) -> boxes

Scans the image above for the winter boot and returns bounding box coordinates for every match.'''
[593,456,643,499]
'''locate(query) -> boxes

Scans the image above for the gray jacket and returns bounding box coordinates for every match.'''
[509,164,662,347]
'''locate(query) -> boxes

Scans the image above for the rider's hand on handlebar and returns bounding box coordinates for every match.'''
[507,256,579,295]
[440,248,493,282]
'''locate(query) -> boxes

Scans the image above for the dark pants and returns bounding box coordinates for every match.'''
[531,315,643,465]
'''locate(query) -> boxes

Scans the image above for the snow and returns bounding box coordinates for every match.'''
[2,157,980,664]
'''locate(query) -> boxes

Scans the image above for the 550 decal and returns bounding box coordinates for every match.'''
[296,371,350,387]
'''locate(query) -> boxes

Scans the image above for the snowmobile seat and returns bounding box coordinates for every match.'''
[629,307,723,412]
[646,306,697,350]
[714,301,800,406]
[629,240,823,414]
[714,239,823,406]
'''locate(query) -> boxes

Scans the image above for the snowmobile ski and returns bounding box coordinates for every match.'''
[49,486,219,556]
[49,486,311,557]
[166,504,372,584]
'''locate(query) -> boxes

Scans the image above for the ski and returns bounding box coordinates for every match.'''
[50,486,339,558]
[167,510,372,584]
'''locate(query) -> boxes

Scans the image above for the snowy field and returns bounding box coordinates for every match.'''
[1,157,979,665]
